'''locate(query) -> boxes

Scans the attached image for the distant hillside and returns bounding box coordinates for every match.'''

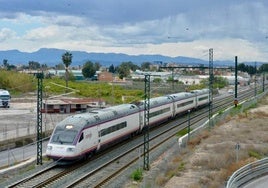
[0,48,261,67]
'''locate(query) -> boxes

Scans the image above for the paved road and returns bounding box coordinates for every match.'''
[242,175,268,188]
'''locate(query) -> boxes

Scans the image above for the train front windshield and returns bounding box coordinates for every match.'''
[51,125,78,145]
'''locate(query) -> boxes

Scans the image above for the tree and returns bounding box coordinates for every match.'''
[108,64,115,73]
[238,63,256,75]
[141,62,151,71]
[94,62,101,71]
[62,51,73,89]
[28,61,40,70]
[116,61,140,79]
[82,61,96,79]
[238,63,246,72]
[3,59,8,69]
[259,64,268,73]
[2,59,16,71]
[200,76,228,89]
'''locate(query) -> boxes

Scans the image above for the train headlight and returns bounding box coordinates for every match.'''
[47,146,53,150]
[66,147,75,152]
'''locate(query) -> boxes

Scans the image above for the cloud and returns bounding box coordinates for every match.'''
[0,28,16,42]
[23,26,61,41]
[0,0,268,62]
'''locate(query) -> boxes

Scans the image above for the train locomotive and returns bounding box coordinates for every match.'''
[46,89,209,162]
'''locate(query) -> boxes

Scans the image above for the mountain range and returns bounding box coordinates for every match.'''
[0,48,261,67]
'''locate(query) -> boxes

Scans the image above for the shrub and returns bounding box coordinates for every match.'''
[248,150,262,159]
[131,168,143,181]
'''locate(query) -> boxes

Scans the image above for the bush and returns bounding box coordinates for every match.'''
[248,150,262,159]
[131,168,143,181]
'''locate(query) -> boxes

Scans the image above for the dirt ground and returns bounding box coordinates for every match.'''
[0,100,69,143]
[126,95,268,188]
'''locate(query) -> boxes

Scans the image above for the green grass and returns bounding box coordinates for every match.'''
[131,168,143,181]
[177,127,192,137]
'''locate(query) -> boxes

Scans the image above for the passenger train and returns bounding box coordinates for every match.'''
[46,89,210,162]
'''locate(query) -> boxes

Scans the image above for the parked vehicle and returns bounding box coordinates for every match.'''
[0,89,10,108]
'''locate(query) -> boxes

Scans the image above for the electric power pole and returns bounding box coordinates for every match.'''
[209,48,213,128]
[234,56,238,107]
[36,72,43,165]
[143,74,150,170]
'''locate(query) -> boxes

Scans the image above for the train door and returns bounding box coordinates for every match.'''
[194,94,198,109]
[172,99,176,117]
[139,110,144,131]
[76,132,84,153]
[97,125,101,151]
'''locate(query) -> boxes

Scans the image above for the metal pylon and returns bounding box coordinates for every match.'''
[143,74,150,170]
[36,72,43,165]
[209,48,213,128]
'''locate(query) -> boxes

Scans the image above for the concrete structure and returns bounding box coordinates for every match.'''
[47,70,85,80]
[42,98,106,113]
[131,70,172,81]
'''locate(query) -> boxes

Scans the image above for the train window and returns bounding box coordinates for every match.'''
[149,107,170,118]
[99,121,127,137]
[130,105,136,109]
[79,132,84,142]
[199,96,208,101]
[177,100,194,107]
[51,129,78,144]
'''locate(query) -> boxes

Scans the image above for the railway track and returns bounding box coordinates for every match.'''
[4,85,267,187]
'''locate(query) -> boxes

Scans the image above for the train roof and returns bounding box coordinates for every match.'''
[138,95,173,108]
[191,88,209,95]
[92,104,139,119]
[55,104,139,130]
[169,92,195,101]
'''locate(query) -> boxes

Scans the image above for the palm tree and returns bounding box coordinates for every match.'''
[62,51,73,91]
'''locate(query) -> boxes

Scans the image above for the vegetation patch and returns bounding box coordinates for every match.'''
[248,150,262,159]
[131,168,143,181]
[176,127,192,137]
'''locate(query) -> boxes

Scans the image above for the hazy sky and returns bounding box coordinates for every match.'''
[1,0,268,62]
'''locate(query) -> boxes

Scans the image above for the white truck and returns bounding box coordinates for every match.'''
[0,89,10,108]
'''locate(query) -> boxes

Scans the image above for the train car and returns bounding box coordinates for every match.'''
[46,104,140,161]
[137,95,174,127]
[0,89,10,108]
[169,92,196,116]
[191,89,210,108]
